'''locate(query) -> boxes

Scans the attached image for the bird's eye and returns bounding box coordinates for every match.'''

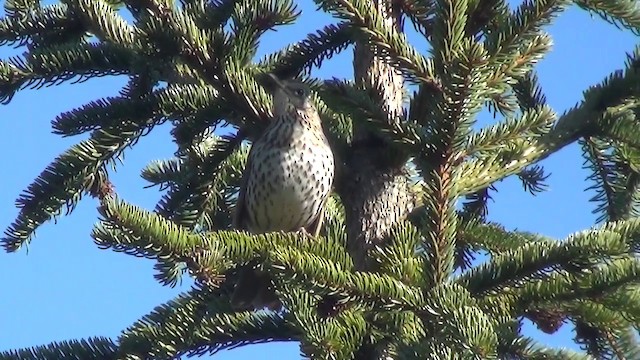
[294,88,305,97]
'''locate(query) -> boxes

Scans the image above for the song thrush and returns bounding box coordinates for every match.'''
[231,74,335,310]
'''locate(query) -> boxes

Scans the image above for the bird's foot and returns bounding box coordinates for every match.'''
[296,228,311,237]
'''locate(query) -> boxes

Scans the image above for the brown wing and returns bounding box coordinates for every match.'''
[233,146,254,231]
[231,143,282,310]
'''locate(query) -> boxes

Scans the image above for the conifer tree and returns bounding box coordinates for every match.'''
[2,0,640,359]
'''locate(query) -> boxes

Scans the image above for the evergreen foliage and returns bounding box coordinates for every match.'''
[2,0,640,358]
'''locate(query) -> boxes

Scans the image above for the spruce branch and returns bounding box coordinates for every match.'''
[499,336,594,359]
[397,0,434,39]
[321,78,421,148]
[311,90,354,147]
[314,0,440,89]
[53,84,223,136]
[414,283,499,357]
[430,0,469,64]
[182,0,236,30]
[93,196,353,286]
[222,61,274,129]
[128,1,276,132]
[596,285,640,325]
[485,0,568,91]
[282,287,367,359]
[455,92,621,195]
[0,42,134,103]
[575,0,640,35]
[152,133,245,231]
[413,177,458,287]
[445,306,498,357]
[131,2,218,77]
[459,187,492,220]
[153,1,213,64]
[0,337,118,360]
[2,0,640,357]
[416,6,493,287]
[259,22,353,78]
[318,195,349,246]
[465,0,510,36]
[583,47,640,112]
[372,221,424,286]
[0,3,81,47]
[3,0,39,18]
[93,196,229,287]
[415,307,498,358]
[486,0,568,59]
[574,320,640,359]
[562,300,634,330]
[601,326,640,360]
[595,102,640,148]
[400,0,511,41]
[63,0,135,45]
[2,113,160,252]
[223,231,355,274]
[488,32,552,94]
[450,217,483,271]
[457,225,630,296]
[603,326,640,360]
[582,137,640,223]
[517,164,550,194]
[513,71,548,110]
[141,158,183,188]
[170,111,227,150]
[370,312,426,358]
[465,105,555,156]
[510,257,640,311]
[484,71,555,196]
[227,0,300,65]
[460,222,553,254]
[424,43,491,155]
[118,287,298,359]
[269,243,423,311]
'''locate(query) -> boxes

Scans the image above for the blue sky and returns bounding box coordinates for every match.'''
[0,2,637,359]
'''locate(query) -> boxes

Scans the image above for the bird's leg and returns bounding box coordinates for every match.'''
[299,209,324,239]
[310,209,325,238]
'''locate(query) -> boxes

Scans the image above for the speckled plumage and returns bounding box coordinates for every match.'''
[239,109,334,234]
[231,75,335,310]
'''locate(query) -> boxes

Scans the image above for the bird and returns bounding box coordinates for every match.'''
[231,74,335,310]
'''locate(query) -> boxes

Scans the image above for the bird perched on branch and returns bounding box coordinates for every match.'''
[231,74,335,310]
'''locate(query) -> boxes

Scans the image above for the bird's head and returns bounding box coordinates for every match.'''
[267,74,314,114]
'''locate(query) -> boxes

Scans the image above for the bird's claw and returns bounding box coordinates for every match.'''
[296,228,311,237]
